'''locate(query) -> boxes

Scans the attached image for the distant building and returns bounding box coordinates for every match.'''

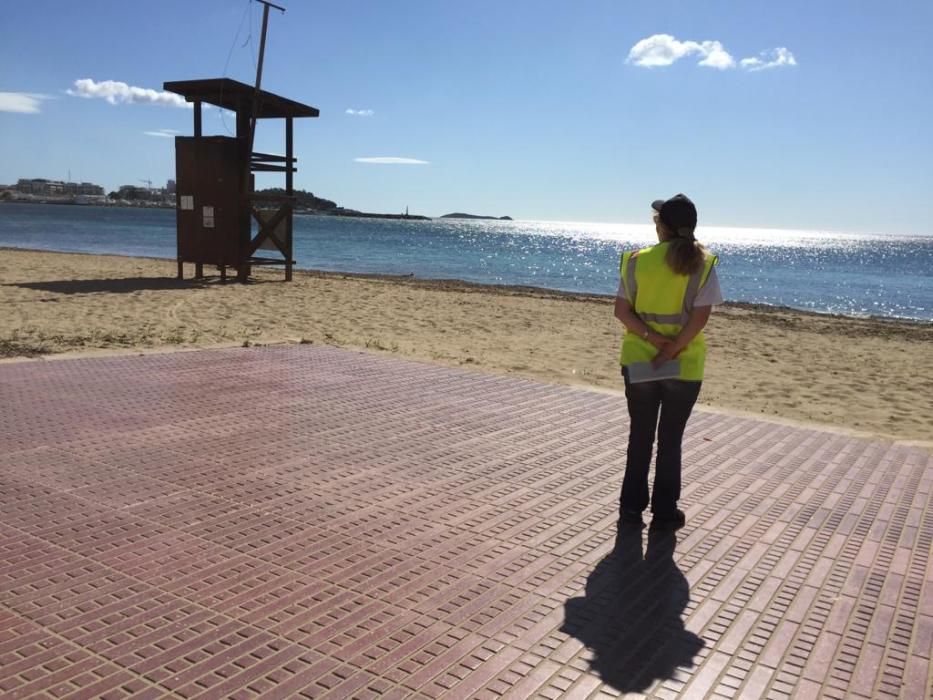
[62,181,105,196]
[76,182,105,196]
[17,178,56,195]
[15,177,104,197]
[117,185,145,199]
[117,184,163,201]
[166,179,176,194]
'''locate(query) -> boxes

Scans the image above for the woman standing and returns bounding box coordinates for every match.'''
[613,194,721,531]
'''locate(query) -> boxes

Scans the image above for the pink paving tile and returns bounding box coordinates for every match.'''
[1,345,931,697]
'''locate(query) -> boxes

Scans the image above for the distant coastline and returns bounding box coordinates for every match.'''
[0,197,513,222]
[0,199,438,221]
[1,195,431,220]
[1,189,454,221]
[1,194,173,209]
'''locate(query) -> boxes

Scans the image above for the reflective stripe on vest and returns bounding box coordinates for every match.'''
[625,250,705,325]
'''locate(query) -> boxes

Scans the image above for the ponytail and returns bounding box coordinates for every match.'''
[665,236,706,275]
[655,217,705,275]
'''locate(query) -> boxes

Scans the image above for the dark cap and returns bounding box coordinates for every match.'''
[651,193,697,236]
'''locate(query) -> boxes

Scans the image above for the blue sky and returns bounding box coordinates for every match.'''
[2,0,932,234]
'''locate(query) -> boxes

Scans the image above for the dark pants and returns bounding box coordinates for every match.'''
[620,368,702,518]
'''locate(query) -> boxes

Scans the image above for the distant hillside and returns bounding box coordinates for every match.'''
[256,188,337,212]
[441,212,512,221]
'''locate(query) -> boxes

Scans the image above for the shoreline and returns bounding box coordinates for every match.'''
[3,248,932,446]
[3,245,930,327]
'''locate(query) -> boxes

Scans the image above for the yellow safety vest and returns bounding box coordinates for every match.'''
[619,241,718,380]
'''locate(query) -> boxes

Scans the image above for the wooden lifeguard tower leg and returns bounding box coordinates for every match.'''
[285,116,294,282]
[177,259,184,280]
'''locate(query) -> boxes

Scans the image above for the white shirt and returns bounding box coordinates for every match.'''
[616,266,723,307]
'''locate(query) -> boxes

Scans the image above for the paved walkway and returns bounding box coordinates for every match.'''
[1,346,930,699]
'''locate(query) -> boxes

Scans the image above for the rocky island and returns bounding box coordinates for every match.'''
[440,213,513,221]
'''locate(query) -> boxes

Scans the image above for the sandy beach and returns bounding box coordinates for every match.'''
[2,248,931,445]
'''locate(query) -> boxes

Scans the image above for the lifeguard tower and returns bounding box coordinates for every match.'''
[163,79,318,282]
[163,1,318,282]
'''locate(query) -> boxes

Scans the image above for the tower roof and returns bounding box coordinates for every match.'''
[163,78,319,119]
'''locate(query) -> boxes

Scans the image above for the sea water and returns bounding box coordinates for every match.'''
[1,203,931,321]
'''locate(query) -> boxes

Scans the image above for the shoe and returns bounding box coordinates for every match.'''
[619,509,644,528]
[649,509,686,531]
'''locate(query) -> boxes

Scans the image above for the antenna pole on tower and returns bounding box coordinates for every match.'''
[246,0,285,162]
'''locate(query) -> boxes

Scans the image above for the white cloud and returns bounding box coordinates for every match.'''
[740,47,797,72]
[627,34,734,69]
[627,34,795,72]
[696,41,736,70]
[355,157,429,165]
[143,129,181,138]
[0,92,50,114]
[67,79,190,108]
[346,108,374,117]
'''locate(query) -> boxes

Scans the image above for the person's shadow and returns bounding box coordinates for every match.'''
[561,529,705,693]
